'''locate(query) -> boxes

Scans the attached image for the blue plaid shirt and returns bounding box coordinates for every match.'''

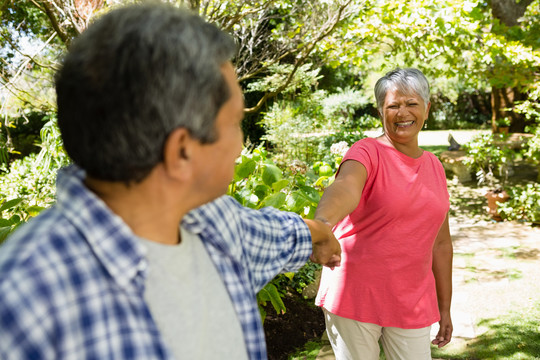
[0,166,312,359]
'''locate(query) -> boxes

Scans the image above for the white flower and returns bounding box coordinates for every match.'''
[330,141,350,157]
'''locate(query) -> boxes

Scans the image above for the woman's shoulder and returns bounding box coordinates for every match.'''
[343,137,382,167]
[350,137,379,150]
[422,149,444,165]
[421,150,447,176]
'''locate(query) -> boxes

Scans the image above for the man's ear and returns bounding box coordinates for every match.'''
[162,127,194,181]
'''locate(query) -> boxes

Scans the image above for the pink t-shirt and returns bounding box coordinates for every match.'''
[315,137,449,329]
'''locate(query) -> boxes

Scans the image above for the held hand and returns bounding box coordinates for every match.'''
[305,219,341,269]
[431,311,453,348]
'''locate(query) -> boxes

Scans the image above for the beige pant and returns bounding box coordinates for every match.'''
[323,309,432,360]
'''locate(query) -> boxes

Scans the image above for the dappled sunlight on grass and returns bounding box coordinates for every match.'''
[446,179,491,223]
[432,303,540,360]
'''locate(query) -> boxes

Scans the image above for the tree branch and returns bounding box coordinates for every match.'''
[38,0,70,46]
[244,1,353,114]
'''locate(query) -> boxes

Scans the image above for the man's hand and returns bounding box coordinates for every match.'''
[304,219,341,269]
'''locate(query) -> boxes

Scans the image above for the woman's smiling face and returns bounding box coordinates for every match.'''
[381,88,431,144]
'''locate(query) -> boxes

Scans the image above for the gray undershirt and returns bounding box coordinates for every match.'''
[141,227,248,359]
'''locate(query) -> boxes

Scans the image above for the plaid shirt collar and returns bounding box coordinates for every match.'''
[55,166,148,291]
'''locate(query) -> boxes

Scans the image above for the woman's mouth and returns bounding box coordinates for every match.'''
[395,121,415,128]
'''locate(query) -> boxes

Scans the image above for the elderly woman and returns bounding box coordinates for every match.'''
[314,68,453,360]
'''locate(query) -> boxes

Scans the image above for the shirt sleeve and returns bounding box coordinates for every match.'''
[0,237,57,360]
[185,196,312,292]
[239,200,312,291]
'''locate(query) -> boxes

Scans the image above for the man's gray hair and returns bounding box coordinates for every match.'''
[374,68,430,114]
[56,3,237,182]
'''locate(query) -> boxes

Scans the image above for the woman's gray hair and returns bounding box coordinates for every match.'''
[56,3,237,182]
[374,68,430,114]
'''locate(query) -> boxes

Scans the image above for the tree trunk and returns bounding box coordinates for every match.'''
[488,0,535,133]
[490,87,529,133]
[489,0,535,27]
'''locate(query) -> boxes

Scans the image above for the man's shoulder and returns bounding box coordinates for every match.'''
[0,207,92,295]
[186,195,243,226]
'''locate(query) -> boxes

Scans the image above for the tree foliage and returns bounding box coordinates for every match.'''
[323,0,540,132]
[2,0,539,136]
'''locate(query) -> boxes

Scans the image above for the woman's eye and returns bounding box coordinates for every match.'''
[408,103,418,106]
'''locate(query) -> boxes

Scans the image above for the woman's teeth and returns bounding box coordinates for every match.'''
[396,121,414,127]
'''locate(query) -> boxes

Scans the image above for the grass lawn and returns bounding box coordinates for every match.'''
[432,302,540,360]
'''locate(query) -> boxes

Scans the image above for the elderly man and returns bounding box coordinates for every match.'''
[0,4,340,359]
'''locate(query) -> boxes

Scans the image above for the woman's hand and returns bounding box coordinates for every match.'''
[304,219,341,269]
[432,213,453,347]
[431,310,453,347]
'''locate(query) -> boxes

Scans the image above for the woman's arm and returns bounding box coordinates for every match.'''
[431,212,453,348]
[314,160,368,228]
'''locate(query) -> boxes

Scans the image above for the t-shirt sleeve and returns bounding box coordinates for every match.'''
[337,138,376,178]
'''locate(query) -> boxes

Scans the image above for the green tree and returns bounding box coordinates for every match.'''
[1,0,359,145]
[180,0,359,114]
[323,0,540,133]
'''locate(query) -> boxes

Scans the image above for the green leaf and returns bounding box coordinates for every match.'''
[0,198,23,212]
[298,185,321,203]
[235,158,257,179]
[257,288,271,302]
[260,192,286,209]
[26,206,46,217]
[262,164,283,186]
[258,305,267,324]
[272,179,290,192]
[287,190,313,213]
[262,283,286,315]
[254,184,270,200]
[9,215,21,224]
[283,272,295,280]
[0,226,13,242]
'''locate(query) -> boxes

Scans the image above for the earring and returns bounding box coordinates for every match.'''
[424,121,427,129]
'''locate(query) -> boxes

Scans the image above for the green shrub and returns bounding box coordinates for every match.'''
[0,117,70,243]
[498,183,540,224]
[521,126,540,181]
[260,87,377,164]
[463,133,516,187]
[229,145,335,321]
[229,144,335,217]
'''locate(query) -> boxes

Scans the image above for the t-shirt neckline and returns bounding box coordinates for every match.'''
[369,137,426,163]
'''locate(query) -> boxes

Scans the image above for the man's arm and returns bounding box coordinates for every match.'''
[431,212,453,348]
